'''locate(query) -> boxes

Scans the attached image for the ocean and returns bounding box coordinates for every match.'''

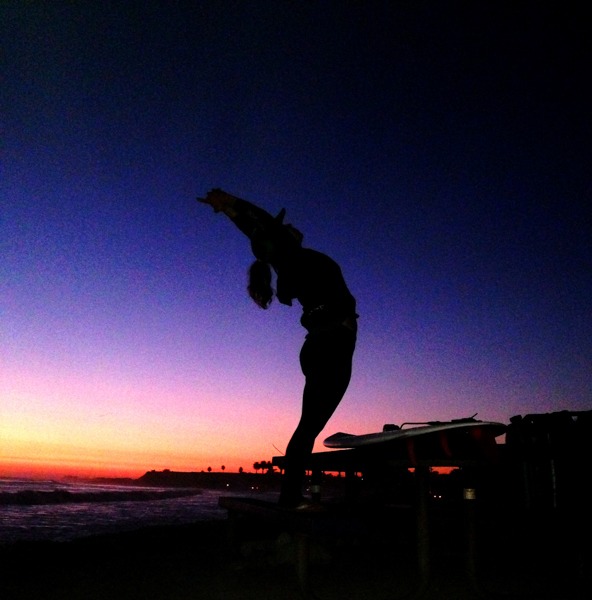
[0,478,269,545]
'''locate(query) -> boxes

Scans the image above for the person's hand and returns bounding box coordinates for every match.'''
[196,188,236,213]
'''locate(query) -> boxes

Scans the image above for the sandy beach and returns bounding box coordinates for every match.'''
[1,498,586,600]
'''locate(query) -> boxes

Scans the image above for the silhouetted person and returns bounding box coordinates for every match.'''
[198,189,357,507]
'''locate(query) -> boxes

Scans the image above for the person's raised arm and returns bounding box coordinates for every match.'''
[197,188,277,240]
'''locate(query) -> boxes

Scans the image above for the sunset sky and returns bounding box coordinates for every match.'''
[2,2,590,479]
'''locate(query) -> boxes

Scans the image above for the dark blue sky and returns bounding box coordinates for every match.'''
[1,1,590,475]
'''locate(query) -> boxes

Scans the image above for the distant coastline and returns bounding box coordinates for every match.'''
[65,469,282,491]
[0,470,283,509]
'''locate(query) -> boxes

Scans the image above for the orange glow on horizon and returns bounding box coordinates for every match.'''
[0,455,253,481]
[0,434,258,480]
[0,395,276,480]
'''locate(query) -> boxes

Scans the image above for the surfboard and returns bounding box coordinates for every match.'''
[324,419,506,449]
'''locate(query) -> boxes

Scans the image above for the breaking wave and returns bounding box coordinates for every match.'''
[0,479,238,544]
[0,488,200,506]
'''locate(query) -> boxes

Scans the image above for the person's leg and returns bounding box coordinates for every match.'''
[279,327,355,506]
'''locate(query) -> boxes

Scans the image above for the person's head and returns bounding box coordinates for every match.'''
[247,213,303,308]
[250,211,303,262]
[250,236,277,264]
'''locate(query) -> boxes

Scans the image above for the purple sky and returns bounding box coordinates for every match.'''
[1,2,590,476]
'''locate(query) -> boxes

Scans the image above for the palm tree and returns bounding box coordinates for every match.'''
[260,460,274,474]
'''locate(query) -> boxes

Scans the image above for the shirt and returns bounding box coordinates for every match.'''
[276,248,357,332]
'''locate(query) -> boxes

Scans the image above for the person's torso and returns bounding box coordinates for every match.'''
[276,248,357,331]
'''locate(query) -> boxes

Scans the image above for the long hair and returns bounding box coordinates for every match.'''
[248,259,274,309]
